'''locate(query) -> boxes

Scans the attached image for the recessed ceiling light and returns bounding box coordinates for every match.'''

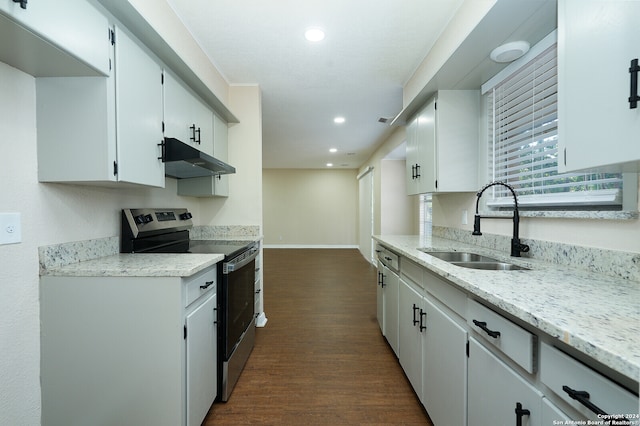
[329,148,337,153]
[334,116,345,124]
[326,163,333,167]
[305,28,325,42]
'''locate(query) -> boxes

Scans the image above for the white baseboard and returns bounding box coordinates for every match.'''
[255,312,268,327]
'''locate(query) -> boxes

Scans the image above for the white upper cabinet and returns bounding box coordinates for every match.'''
[164,71,214,155]
[177,113,231,197]
[0,0,110,76]
[36,26,165,187]
[406,90,480,194]
[558,0,640,172]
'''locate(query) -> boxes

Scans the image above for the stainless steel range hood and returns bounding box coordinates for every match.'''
[162,137,236,179]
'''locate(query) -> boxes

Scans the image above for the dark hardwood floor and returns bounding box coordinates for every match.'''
[203,248,432,425]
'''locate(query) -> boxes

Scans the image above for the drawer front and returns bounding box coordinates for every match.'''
[376,245,399,272]
[401,258,423,288]
[540,342,639,420]
[467,299,536,373]
[184,266,217,307]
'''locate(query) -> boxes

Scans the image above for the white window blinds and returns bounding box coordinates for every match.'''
[486,41,623,208]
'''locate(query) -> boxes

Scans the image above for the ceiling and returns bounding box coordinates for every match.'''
[164,0,465,169]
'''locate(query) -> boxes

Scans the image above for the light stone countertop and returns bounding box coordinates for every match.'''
[40,253,224,278]
[374,235,640,382]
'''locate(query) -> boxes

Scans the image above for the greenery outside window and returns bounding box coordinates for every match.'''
[482,31,629,210]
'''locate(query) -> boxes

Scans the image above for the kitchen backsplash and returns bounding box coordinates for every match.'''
[38,226,262,275]
[433,226,640,282]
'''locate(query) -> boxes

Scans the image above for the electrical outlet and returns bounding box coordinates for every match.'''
[0,213,22,245]
[461,210,468,225]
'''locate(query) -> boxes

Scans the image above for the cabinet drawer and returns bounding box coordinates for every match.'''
[467,299,536,373]
[401,258,423,288]
[376,245,399,272]
[184,266,217,307]
[540,342,639,420]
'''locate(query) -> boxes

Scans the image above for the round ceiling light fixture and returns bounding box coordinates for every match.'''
[305,27,325,42]
[490,41,530,63]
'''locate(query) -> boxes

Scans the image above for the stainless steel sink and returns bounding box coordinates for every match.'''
[421,251,499,263]
[420,250,530,271]
[451,261,529,271]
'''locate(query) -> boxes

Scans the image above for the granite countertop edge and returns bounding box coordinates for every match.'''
[373,235,640,382]
[40,253,225,278]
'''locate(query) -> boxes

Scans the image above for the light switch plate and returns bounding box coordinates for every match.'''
[0,213,22,245]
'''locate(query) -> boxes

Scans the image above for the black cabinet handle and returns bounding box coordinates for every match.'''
[411,164,416,179]
[189,124,197,142]
[412,304,419,326]
[199,280,214,290]
[195,127,201,144]
[472,319,501,338]
[419,309,427,332]
[630,58,640,109]
[415,164,421,179]
[562,385,609,417]
[515,402,530,426]
[13,0,27,9]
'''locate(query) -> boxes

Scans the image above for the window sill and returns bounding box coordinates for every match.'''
[481,210,639,220]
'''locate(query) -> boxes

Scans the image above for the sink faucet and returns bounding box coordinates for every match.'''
[472,181,530,257]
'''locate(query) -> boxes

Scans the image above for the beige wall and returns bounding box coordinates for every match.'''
[263,169,358,246]
[200,85,263,227]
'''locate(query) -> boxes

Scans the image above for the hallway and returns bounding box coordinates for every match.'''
[204,248,432,425]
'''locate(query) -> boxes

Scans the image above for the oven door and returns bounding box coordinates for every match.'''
[222,245,259,359]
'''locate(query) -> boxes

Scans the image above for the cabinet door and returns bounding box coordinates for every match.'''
[213,114,230,196]
[422,296,467,426]
[405,115,420,195]
[376,266,384,334]
[416,98,437,193]
[558,0,640,172]
[185,292,217,426]
[468,338,542,426]
[0,0,110,75]
[383,265,399,357]
[398,278,423,396]
[164,71,195,144]
[114,27,164,187]
[164,71,214,154]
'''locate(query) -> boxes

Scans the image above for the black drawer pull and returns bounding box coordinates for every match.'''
[515,402,530,426]
[419,309,427,332]
[562,385,609,417]
[472,319,501,338]
[199,280,214,290]
[630,58,639,109]
[412,304,419,326]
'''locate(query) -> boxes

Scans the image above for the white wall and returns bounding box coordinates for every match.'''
[262,169,358,246]
[380,159,414,235]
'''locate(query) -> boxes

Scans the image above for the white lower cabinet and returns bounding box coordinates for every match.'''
[40,265,219,426]
[398,277,424,395]
[422,295,467,426]
[185,291,217,426]
[380,263,400,356]
[468,337,543,426]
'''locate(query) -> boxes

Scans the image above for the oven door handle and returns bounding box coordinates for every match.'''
[223,247,259,274]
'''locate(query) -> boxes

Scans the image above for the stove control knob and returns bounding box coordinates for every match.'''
[134,214,154,225]
[179,212,193,220]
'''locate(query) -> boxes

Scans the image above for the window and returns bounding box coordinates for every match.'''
[483,32,625,209]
